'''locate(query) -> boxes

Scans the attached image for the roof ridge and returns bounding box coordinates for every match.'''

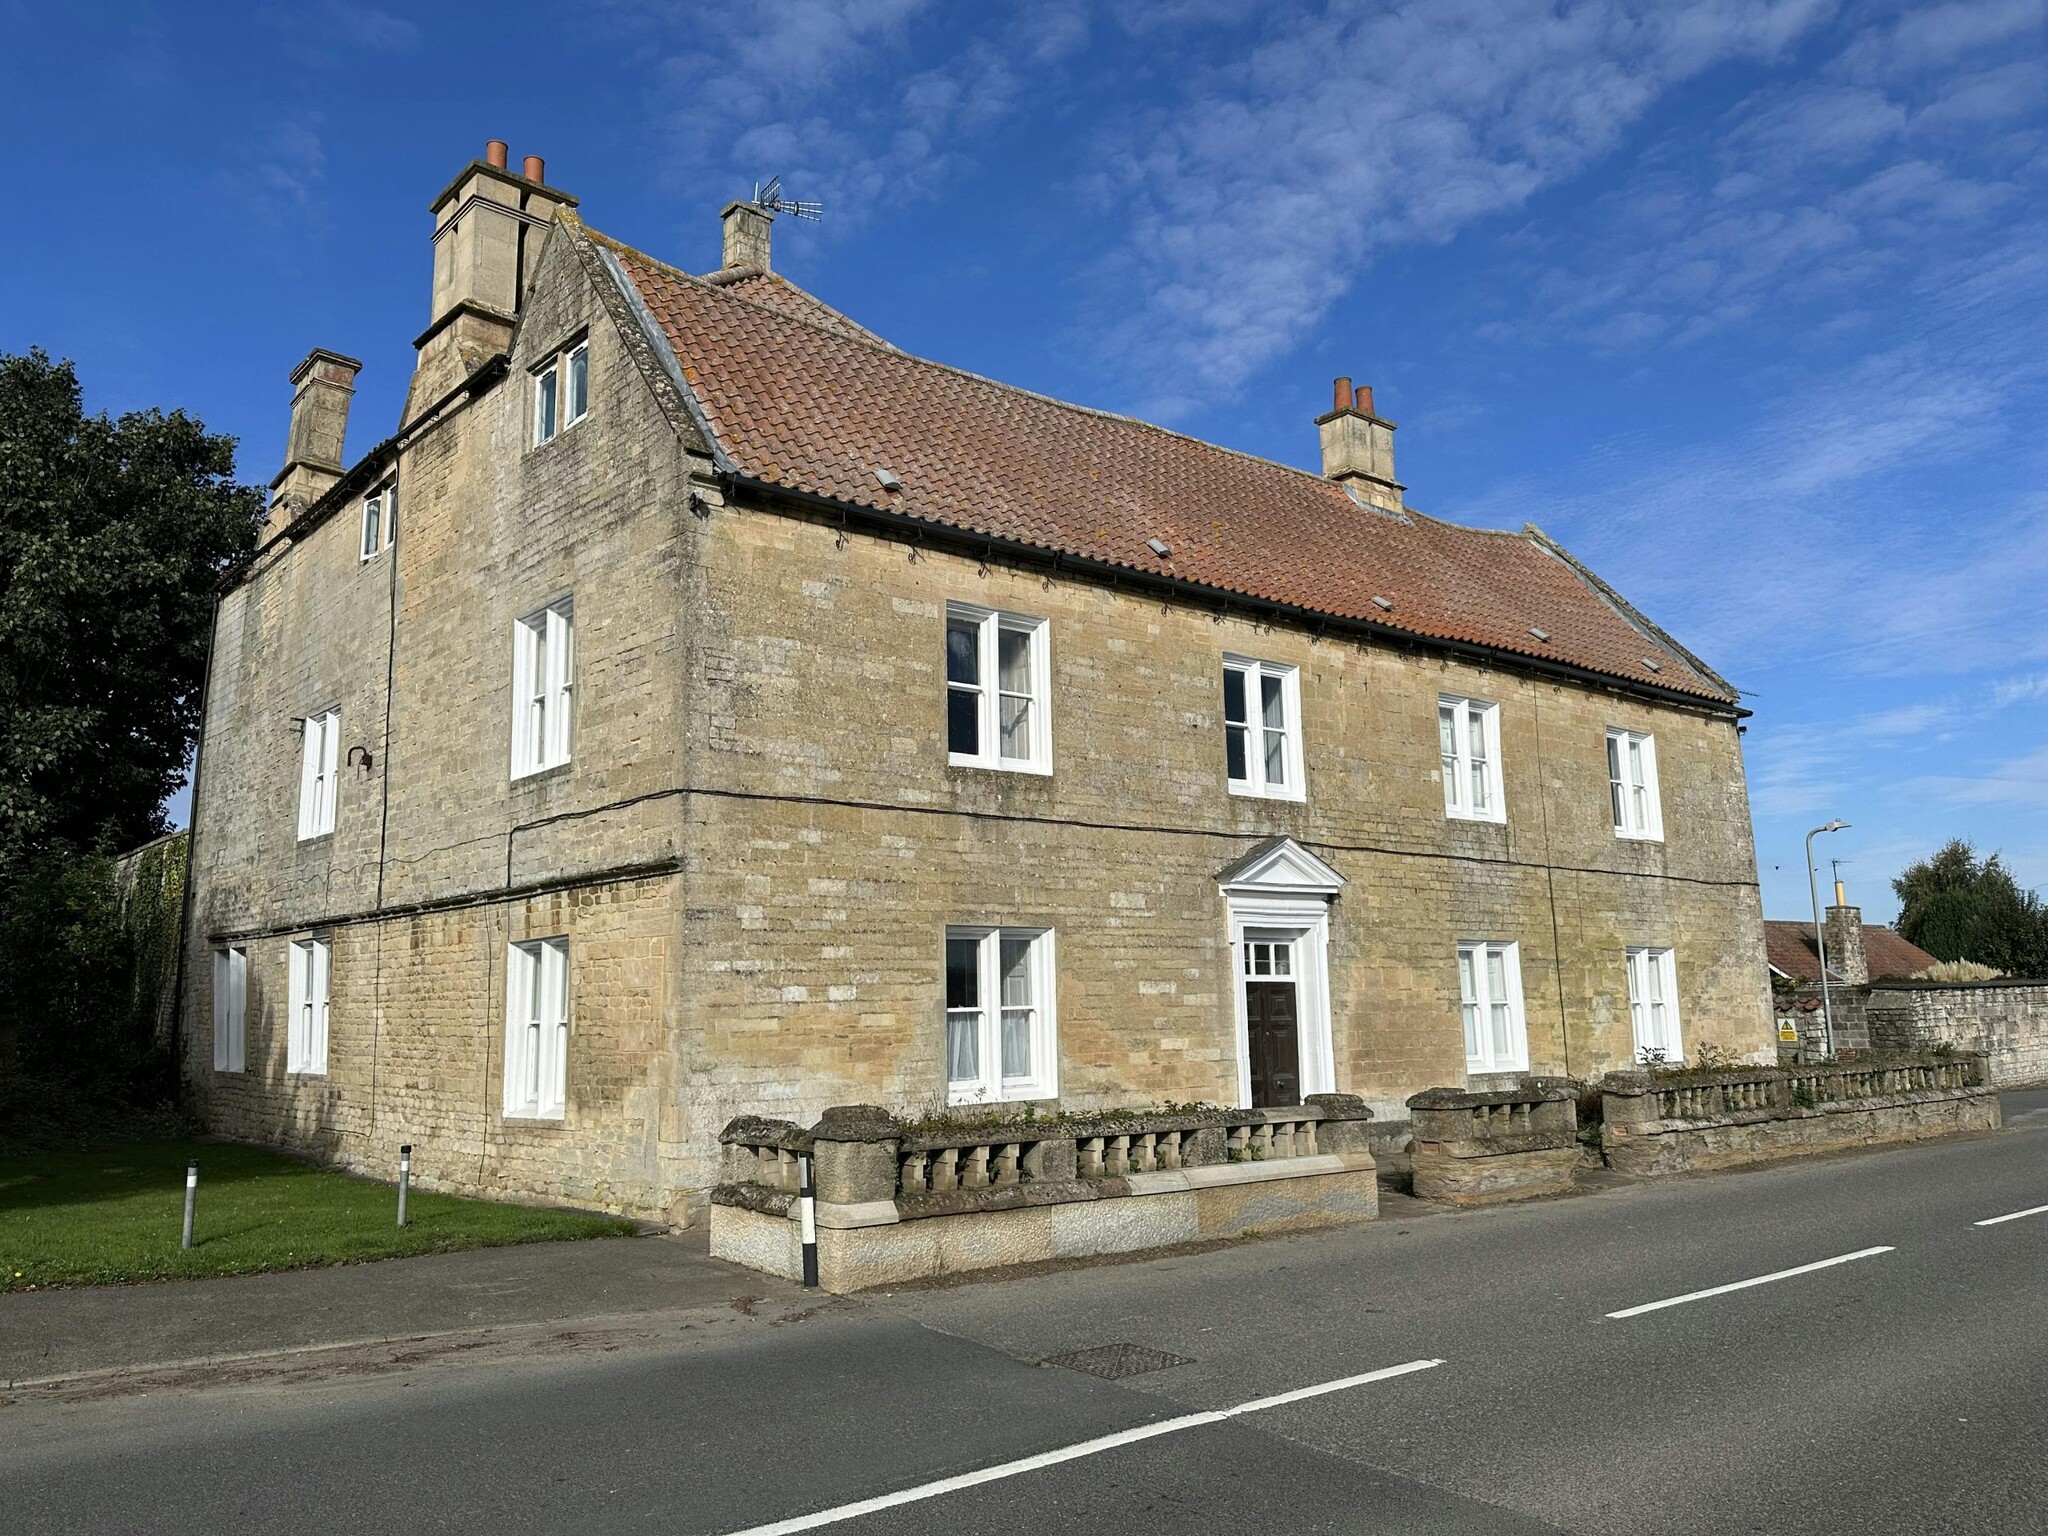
[589,221,1384,505]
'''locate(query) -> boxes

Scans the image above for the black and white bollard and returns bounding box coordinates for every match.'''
[397,1144,412,1228]
[798,1152,819,1289]
[181,1160,198,1250]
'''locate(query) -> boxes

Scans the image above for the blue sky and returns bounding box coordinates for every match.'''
[5,0,2044,922]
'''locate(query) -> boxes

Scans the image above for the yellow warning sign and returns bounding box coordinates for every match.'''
[1778,1021,1799,1042]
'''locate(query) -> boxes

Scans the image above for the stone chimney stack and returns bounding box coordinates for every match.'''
[409,142,577,418]
[266,348,362,538]
[1824,888,1869,986]
[1315,376,1404,513]
[720,199,774,272]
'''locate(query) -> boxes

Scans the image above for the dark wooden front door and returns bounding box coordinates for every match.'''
[1246,981,1302,1108]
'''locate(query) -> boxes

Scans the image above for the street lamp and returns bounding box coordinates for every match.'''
[1806,820,1852,1057]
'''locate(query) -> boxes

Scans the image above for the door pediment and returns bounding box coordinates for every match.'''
[1216,836,1345,900]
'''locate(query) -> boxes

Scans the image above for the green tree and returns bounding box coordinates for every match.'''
[0,349,264,877]
[1892,840,2048,978]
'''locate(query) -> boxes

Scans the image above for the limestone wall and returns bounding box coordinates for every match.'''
[1868,981,2048,1085]
[183,225,697,1217]
[675,492,1773,1144]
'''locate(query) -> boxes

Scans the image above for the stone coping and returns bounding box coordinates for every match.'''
[1601,1052,1989,1094]
[1407,1080,1575,1110]
[718,1095,1374,1154]
[723,1151,1381,1228]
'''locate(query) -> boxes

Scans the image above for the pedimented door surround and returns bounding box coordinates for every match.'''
[1217,837,1345,1110]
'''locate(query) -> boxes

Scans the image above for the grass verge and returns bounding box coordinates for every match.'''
[1,1138,637,1290]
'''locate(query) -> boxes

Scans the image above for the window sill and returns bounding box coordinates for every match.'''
[286,1069,327,1078]
[1444,811,1508,827]
[295,830,334,845]
[947,1092,1058,1109]
[1614,829,1665,844]
[1227,781,1307,803]
[502,1111,567,1125]
[946,755,1053,778]
[510,761,573,787]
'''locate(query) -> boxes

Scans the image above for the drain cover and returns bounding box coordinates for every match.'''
[1041,1343,1194,1380]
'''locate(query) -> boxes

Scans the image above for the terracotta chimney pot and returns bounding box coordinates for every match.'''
[485,140,509,169]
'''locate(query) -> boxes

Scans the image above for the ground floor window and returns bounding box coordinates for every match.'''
[1458,940,1528,1075]
[944,926,1057,1104]
[287,936,330,1075]
[1627,946,1683,1063]
[212,946,246,1073]
[504,938,569,1119]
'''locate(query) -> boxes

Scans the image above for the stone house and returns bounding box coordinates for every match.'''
[180,145,1774,1221]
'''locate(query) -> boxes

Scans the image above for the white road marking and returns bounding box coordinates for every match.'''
[721,1357,1445,1536]
[1606,1246,1895,1319]
[1975,1202,2048,1227]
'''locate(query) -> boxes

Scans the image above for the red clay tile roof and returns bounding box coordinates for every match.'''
[702,267,893,348]
[602,232,1735,706]
[1764,921,1938,982]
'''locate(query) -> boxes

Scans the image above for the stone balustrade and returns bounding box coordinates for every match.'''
[711,1096,1379,1291]
[1405,1081,1582,1204]
[1602,1053,1996,1176]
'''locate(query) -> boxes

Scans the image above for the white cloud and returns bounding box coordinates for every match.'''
[1075,0,1836,415]
[260,1,419,58]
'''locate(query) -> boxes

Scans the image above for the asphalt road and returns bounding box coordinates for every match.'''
[7,1093,2046,1535]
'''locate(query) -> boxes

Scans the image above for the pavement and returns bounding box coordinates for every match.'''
[2,1089,2045,1535]
[0,1224,797,1387]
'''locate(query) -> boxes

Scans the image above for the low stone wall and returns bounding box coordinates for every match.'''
[1868,980,2048,1085]
[1601,1056,1998,1177]
[711,1096,1378,1292]
[1407,1082,1580,1204]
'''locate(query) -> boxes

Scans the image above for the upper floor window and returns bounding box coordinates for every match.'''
[511,599,574,778]
[1439,695,1503,822]
[1223,657,1304,800]
[945,926,1058,1104]
[1627,946,1682,1063]
[359,484,395,561]
[212,946,246,1074]
[297,706,340,839]
[1458,939,1528,1075]
[504,937,569,1120]
[1607,728,1664,841]
[534,339,589,446]
[287,935,330,1075]
[945,602,1050,774]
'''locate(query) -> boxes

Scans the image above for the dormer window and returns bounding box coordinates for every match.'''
[359,484,395,561]
[534,339,589,446]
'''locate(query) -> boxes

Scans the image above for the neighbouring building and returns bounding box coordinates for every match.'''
[1765,891,2046,1081]
[179,145,1775,1221]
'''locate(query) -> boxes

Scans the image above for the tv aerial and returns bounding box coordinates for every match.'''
[752,176,822,221]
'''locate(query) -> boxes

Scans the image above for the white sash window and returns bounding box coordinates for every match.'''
[1627,947,1683,1063]
[297,707,340,839]
[534,340,589,446]
[1439,696,1504,822]
[504,938,570,1120]
[1607,728,1664,840]
[1223,657,1304,799]
[944,926,1057,1104]
[1458,940,1528,1074]
[359,484,395,560]
[287,936,330,1075]
[512,599,574,777]
[212,946,246,1074]
[945,603,1051,774]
